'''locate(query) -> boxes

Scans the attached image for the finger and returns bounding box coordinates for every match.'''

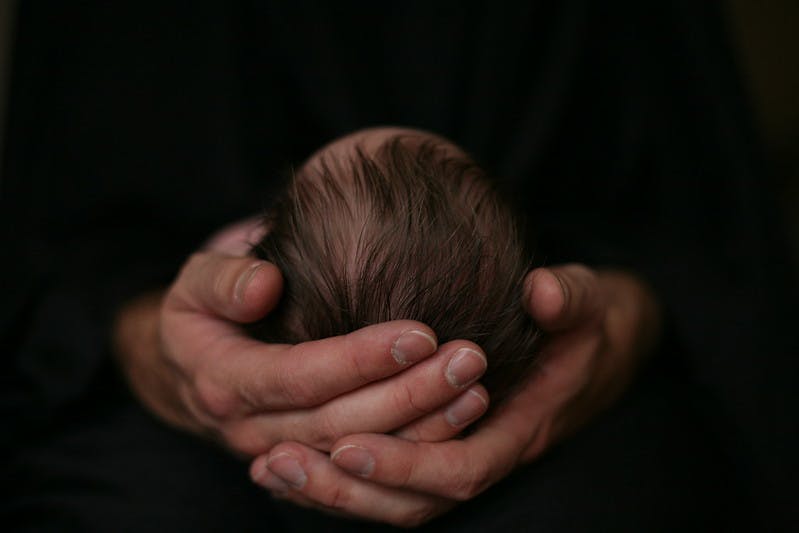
[225,343,487,452]
[328,435,513,501]
[251,445,452,528]
[187,321,440,420]
[167,252,283,323]
[395,384,489,442]
[327,378,545,499]
[301,342,486,442]
[523,264,602,332]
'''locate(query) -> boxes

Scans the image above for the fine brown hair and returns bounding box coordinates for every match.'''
[250,135,541,407]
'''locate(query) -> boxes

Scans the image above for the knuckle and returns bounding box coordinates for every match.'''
[451,459,492,501]
[167,252,214,311]
[320,483,350,510]
[395,453,417,489]
[306,409,341,451]
[212,263,234,303]
[345,336,372,384]
[575,265,597,292]
[275,356,324,407]
[392,379,429,418]
[571,263,594,278]
[194,371,240,419]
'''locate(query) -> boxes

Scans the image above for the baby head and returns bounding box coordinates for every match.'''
[250,127,541,407]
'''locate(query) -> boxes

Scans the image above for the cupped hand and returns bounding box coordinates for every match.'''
[112,219,490,456]
[250,264,662,527]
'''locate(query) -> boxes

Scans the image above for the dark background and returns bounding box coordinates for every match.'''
[1,1,797,270]
[727,1,799,272]
[0,3,796,531]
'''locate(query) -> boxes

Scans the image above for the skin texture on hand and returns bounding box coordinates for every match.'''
[112,221,490,457]
[250,264,662,527]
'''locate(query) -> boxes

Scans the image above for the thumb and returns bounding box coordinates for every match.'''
[523,264,602,332]
[168,252,283,323]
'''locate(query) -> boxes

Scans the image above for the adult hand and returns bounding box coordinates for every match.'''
[250,264,662,527]
[112,218,490,456]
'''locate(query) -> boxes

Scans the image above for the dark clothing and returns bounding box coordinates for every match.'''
[2,1,796,531]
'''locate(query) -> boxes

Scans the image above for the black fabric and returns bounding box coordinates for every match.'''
[2,1,796,531]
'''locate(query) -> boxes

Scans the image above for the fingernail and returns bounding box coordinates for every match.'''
[446,348,487,388]
[445,389,489,427]
[331,445,375,478]
[234,261,265,303]
[392,329,437,365]
[266,453,307,489]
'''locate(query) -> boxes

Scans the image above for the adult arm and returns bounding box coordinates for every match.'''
[250,263,661,526]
